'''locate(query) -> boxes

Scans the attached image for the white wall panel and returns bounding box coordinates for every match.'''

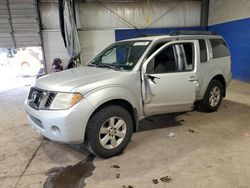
[42,30,70,72]
[42,29,115,72]
[40,2,60,30]
[209,0,250,25]
[79,30,115,64]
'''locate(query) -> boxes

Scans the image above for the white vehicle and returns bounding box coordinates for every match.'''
[25,31,232,158]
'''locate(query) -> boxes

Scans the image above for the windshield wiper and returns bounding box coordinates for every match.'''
[96,63,119,71]
[87,63,98,67]
[88,62,119,71]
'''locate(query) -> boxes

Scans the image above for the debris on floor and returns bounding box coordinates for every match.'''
[152,179,159,184]
[111,164,120,168]
[122,185,134,188]
[160,176,172,183]
[188,129,196,133]
[43,154,95,188]
[115,173,120,179]
[168,132,176,138]
[243,132,250,137]
[152,176,172,185]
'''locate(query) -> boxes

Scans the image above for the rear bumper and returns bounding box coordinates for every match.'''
[227,71,232,86]
[25,98,95,144]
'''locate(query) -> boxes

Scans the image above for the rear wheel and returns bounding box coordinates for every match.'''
[86,105,133,158]
[199,80,223,112]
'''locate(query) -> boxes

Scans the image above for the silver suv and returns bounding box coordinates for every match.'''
[25,31,232,158]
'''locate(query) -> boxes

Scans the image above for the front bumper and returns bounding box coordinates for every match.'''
[25,98,95,144]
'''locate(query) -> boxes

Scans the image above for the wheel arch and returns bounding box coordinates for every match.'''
[200,67,227,99]
[84,98,139,142]
[211,74,226,97]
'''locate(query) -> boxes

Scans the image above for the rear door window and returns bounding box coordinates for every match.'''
[210,39,229,58]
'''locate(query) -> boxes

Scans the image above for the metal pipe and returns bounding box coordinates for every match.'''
[37,0,48,74]
[200,0,209,28]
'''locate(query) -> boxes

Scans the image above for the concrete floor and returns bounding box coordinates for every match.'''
[0,80,250,188]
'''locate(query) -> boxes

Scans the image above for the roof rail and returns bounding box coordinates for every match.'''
[170,30,216,36]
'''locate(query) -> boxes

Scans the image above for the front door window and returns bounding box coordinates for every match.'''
[147,43,194,74]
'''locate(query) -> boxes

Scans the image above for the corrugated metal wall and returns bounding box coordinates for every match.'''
[39,1,201,71]
[76,1,201,29]
[40,1,201,30]
[0,0,41,48]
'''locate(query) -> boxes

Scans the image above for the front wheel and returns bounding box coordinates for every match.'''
[199,80,223,112]
[86,105,133,158]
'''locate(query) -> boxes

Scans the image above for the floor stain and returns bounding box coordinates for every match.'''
[0,154,5,161]
[43,154,95,188]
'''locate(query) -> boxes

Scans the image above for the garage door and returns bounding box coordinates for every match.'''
[0,0,41,48]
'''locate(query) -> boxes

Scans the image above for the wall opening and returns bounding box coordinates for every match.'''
[0,46,45,92]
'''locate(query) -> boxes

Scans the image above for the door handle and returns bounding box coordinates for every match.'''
[146,74,159,84]
[188,76,199,82]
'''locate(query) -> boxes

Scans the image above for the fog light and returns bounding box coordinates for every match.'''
[51,126,60,135]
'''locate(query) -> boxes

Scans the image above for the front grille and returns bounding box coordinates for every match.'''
[28,87,56,110]
[44,92,56,109]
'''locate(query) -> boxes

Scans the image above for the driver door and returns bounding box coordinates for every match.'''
[142,40,199,116]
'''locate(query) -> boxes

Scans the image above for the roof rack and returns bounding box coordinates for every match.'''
[170,30,216,36]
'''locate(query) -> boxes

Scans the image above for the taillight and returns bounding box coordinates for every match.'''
[229,58,232,72]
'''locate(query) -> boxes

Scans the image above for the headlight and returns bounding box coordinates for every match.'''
[49,92,83,110]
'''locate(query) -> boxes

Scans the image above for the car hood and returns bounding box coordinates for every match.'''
[35,66,124,92]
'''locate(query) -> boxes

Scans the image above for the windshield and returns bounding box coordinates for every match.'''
[89,41,151,71]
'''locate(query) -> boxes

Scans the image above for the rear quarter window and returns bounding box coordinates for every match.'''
[210,39,229,58]
[199,39,207,63]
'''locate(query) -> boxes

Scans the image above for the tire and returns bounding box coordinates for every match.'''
[199,80,223,112]
[86,105,133,158]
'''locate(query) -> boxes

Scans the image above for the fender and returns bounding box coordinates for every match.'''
[85,84,142,120]
[84,85,139,108]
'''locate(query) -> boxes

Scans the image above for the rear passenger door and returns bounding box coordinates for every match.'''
[142,40,199,116]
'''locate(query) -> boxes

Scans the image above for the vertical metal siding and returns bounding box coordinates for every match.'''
[0,0,41,48]
[0,0,13,48]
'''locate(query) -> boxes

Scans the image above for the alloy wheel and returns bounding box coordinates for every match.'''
[99,116,127,149]
[209,86,220,107]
